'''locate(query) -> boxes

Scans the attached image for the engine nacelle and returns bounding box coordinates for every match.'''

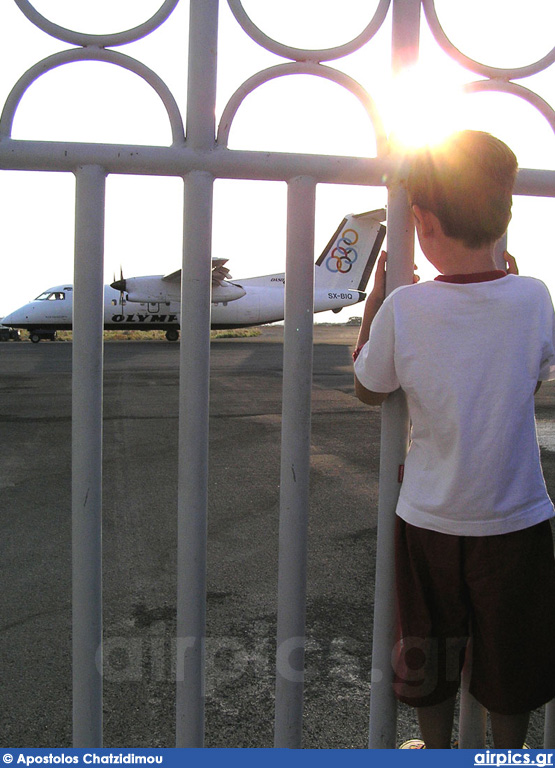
[112,276,169,304]
[112,274,246,305]
[212,282,246,304]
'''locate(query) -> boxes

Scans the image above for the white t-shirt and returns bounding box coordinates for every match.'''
[354,273,555,536]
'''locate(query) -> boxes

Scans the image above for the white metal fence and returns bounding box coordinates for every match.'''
[1,0,554,749]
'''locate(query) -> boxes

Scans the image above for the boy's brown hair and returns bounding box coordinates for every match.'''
[406,130,518,248]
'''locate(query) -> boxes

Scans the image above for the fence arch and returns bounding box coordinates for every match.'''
[227,0,391,63]
[463,80,555,135]
[0,48,185,144]
[216,62,387,155]
[422,0,555,81]
[13,0,181,48]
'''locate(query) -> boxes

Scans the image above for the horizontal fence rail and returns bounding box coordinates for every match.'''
[1,0,554,750]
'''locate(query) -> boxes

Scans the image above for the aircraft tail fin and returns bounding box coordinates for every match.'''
[315,209,386,292]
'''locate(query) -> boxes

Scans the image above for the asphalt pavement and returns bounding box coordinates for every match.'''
[1,327,554,748]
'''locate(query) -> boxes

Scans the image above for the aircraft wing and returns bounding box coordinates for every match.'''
[162,269,181,283]
[162,259,245,303]
[162,258,232,288]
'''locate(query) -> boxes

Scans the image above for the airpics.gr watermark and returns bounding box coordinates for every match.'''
[474,752,554,767]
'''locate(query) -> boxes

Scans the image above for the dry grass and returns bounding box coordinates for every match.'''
[18,328,262,342]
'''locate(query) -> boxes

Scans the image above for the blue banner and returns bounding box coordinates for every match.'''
[2,749,555,768]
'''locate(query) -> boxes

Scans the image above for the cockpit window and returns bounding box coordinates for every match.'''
[36,292,65,301]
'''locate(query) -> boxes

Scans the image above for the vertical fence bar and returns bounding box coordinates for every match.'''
[459,656,487,748]
[175,169,214,747]
[493,233,508,270]
[72,164,106,748]
[544,700,555,747]
[368,0,420,749]
[368,183,414,749]
[175,0,218,748]
[459,638,486,748]
[186,0,219,149]
[274,176,317,749]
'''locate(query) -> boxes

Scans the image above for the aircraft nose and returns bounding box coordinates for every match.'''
[2,304,33,325]
[2,310,16,325]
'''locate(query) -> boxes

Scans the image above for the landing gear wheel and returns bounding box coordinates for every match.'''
[166,329,179,342]
[29,333,41,344]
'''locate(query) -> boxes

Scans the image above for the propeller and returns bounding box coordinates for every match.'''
[110,266,126,309]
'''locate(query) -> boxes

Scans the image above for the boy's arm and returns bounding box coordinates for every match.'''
[355,370,389,405]
[354,252,390,405]
[356,251,386,349]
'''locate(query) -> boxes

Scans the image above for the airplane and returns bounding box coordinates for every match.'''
[1,210,385,343]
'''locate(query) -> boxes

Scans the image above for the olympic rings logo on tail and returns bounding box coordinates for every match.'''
[325,228,359,273]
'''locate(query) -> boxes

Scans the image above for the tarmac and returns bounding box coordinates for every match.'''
[1,325,554,748]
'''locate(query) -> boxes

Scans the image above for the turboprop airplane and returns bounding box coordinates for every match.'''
[2,210,385,342]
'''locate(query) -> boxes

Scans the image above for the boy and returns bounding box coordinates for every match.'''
[353,131,555,748]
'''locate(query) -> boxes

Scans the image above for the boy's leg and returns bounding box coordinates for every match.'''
[394,519,468,746]
[416,695,457,749]
[490,711,530,749]
[467,522,555,721]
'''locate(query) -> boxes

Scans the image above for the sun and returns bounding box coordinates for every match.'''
[384,65,467,153]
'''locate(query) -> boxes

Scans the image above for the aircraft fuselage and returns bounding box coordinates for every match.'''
[2,280,364,336]
[2,210,386,340]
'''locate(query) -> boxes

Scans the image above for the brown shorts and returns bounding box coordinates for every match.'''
[393,517,555,714]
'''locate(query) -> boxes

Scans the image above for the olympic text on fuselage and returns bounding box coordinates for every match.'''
[111,314,179,324]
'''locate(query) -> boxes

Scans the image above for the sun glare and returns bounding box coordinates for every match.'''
[384,66,466,152]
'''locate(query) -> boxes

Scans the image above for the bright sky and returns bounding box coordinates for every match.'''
[0,0,554,320]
